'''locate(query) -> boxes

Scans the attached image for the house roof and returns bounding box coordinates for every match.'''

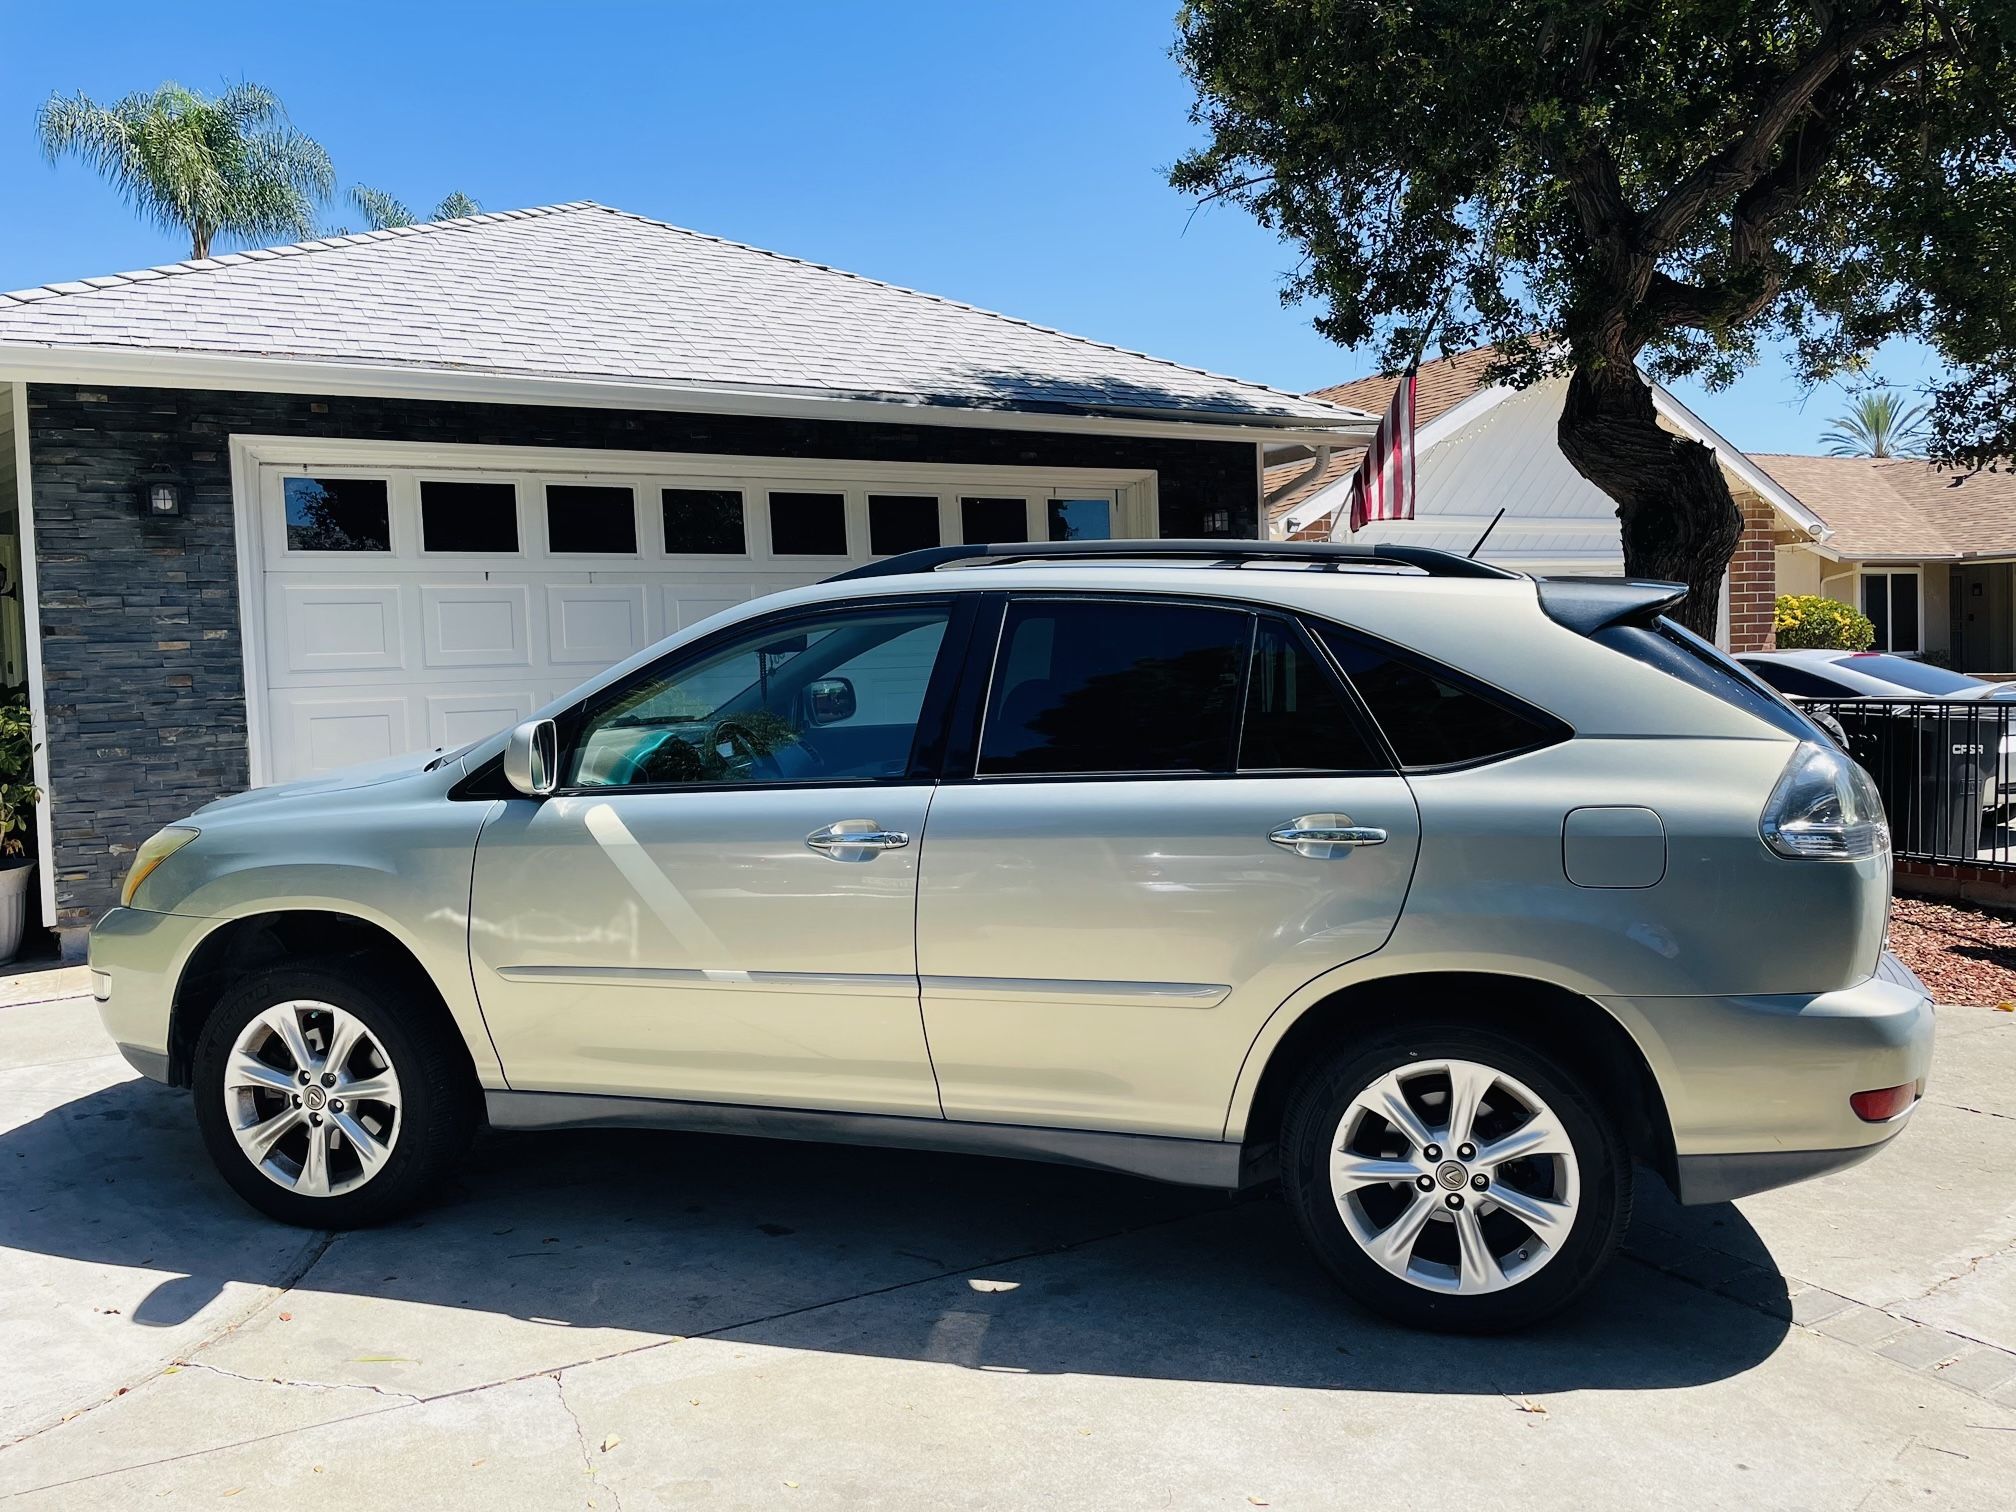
[0,201,1366,430]
[1751,454,2016,561]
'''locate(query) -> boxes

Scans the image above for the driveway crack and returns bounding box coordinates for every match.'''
[553,1371,622,1512]
[169,1358,424,1405]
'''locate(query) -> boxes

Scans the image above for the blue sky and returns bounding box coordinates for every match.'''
[0,0,1940,454]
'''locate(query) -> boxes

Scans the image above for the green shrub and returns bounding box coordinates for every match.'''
[1774,594,1876,651]
[0,699,40,860]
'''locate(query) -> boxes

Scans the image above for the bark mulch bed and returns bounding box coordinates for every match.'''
[1887,895,2016,1006]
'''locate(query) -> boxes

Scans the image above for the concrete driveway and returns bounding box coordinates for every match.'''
[3,976,2015,1510]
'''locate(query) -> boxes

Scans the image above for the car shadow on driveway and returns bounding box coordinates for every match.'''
[2,1076,1792,1395]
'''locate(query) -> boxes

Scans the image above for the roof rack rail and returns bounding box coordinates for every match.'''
[825,538,1521,583]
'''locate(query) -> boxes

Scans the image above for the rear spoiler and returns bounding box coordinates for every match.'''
[1535,577,1688,635]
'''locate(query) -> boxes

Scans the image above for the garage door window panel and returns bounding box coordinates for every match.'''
[869,494,941,556]
[285,477,391,553]
[419,479,520,554]
[547,484,639,554]
[769,492,849,556]
[978,599,1249,777]
[961,497,1030,546]
[566,605,952,789]
[662,488,747,555]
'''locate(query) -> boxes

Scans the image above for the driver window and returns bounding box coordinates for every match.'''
[564,606,950,789]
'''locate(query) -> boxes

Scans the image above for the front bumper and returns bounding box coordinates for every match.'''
[88,905,222,1085]
[1602,951,1936,1205]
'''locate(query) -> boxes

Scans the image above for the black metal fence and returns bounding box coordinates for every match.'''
[1802,698,2016,868]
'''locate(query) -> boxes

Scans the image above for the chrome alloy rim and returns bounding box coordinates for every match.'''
[224,1001,402,1197]
[1329,1058,1580,1295]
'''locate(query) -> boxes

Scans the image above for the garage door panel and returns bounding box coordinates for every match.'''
[421,584,532,669]
[272,583,407,675]
[279,693,413,777]
[546,583,649,665]
[426,690,536,750]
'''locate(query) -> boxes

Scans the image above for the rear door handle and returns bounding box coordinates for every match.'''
[1269,814,1388,859]
[806,819,911,861]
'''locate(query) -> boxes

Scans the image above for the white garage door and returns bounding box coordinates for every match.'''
[238,440,1156,785]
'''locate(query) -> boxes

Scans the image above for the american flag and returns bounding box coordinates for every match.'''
[1331,369,1418,539]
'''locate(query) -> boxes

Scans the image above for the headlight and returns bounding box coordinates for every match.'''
[121,826,200,907]
[1760,742,1888,861]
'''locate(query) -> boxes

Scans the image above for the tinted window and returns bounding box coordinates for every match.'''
[769,492,848,555]
[420,480,518,553]
[547,485,637,553]
[568,606,949,788]
[1313,623,1561,767]
[1242,618,1385,771]
[285,477,389,552]
[1740,660,1857,699]
[979,599,1247,776]
[662,488,745,554]
[869,494,940,556]
[1828,653,1981,695]
[961,497,1028,545]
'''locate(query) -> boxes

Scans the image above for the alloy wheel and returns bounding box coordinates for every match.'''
[223,1000,402,1198]
[1328,1057,1580,1295]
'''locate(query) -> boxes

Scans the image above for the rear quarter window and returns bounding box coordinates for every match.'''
[1308,621,1569,769]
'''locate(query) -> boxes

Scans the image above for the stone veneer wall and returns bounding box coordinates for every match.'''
[23,383,1257,927]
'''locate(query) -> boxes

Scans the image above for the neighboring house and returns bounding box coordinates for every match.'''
[0,201,1369,937]
[1266,344,1833,650]
[1751,455,2016,674]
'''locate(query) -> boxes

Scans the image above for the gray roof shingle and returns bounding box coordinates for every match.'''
[0,201,1363,426]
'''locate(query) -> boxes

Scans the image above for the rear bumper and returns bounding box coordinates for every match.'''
[1603,951,1935,1205]
[88,905,221,1085]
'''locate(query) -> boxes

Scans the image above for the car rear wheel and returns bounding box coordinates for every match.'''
[192,962,477,1227]
[1280,1023,1631,1331]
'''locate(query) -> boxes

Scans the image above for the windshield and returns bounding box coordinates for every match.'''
[1825,654,1984,695]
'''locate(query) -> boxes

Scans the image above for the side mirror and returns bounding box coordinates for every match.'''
[503,718,559,797]
[804,677,857,727]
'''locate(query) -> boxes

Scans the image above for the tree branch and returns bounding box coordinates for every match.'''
[1638,7,1908,253]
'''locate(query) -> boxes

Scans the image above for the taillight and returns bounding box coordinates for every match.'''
[1761,742,1889,861]
[1850,1084,1916,1122]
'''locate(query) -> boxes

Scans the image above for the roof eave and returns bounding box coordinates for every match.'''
[0,344,1377,447]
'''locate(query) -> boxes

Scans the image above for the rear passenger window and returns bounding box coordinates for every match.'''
[1312,622,1562,768]
[1241,618,1386,771]
[980,599,1247,776]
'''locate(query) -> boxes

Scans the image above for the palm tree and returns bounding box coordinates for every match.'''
[36,82,334,261]
[1820,391,1932,458]
[347,186,482,231]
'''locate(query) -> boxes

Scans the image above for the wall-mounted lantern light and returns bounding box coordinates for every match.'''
[139,474,182,518]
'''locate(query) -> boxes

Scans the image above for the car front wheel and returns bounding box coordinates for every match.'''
[1281,1023,1631,1331]
[191,962,477,1226]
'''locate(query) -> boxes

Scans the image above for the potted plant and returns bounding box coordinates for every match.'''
[0,698,40,963]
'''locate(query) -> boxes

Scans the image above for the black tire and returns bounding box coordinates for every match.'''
[191,960,479,1227]
[1280,1022,1631,1332]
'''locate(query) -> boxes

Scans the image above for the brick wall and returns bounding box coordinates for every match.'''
[1727,486,1778,653]
[24,383,1257,926]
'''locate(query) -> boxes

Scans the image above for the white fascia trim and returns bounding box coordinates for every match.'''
[1649,385,1832,542]
[0,346,1379,450]
[9,382,55,927]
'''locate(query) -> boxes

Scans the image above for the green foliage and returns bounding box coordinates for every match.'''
[1821,390,1930,457]
[36,82,334,260]
[1774,594,1877,651]
[348,186,483,232]
[0,700,41,861]
[1170,2,2016,466]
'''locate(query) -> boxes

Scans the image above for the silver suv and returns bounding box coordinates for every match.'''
[90,541,1932,1331]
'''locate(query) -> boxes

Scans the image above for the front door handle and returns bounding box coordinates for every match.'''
[806,819,912,861]
[1269,814,1388,859]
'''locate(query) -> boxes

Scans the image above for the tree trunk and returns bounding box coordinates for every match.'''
[1556,365,1743,639]
[190,224,212,261]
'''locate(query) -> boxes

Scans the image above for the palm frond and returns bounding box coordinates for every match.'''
[349,185,414,230]
[432,191,480,220]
